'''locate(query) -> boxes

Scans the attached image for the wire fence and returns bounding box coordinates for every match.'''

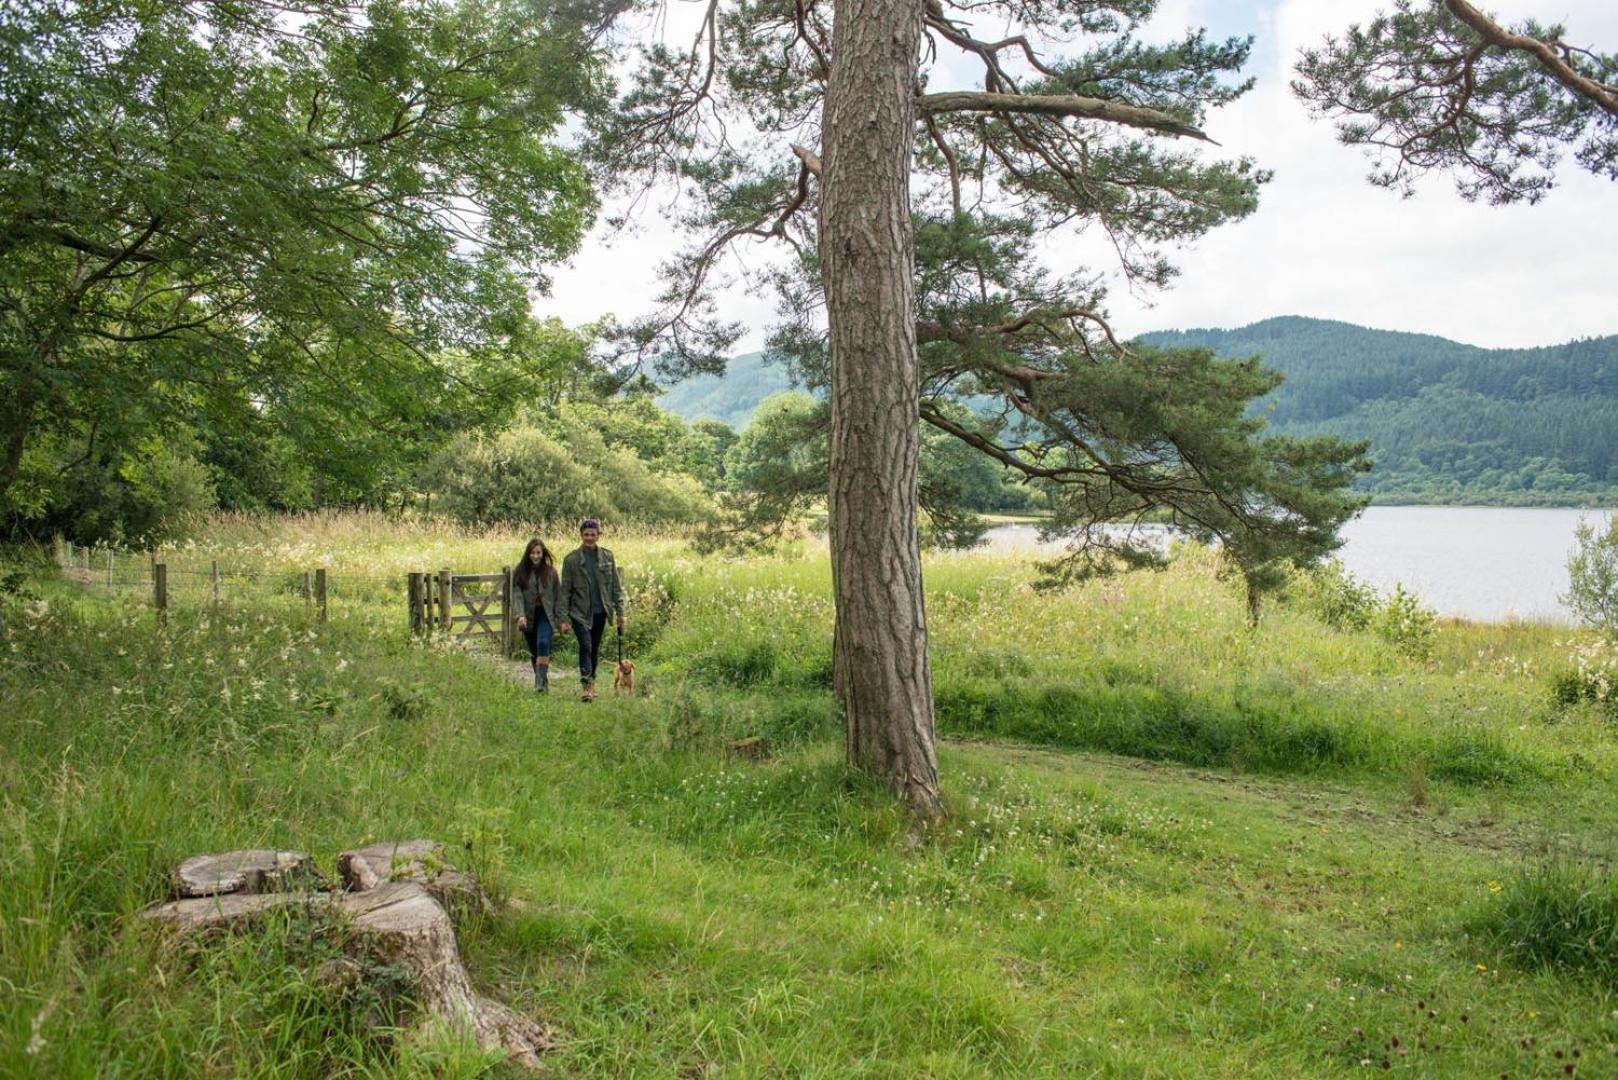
[50,539,520,654]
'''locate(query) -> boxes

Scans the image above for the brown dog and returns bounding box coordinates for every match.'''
[612,658,636,696]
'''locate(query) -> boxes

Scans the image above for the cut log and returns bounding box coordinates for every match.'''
[338,839,490,915]
[342,882,553,1068]
[172,850,322,898]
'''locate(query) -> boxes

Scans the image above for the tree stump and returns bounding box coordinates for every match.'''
[727,736,771,761]
[144,891,310,932]
[142,842,547,1070]
[342,882,553,1067]
[338,839,491,915]
[172,849,322,898]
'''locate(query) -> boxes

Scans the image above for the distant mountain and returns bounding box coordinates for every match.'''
[1145,317,1618,506]
[657,317,1618,506]
[656,351,798,430]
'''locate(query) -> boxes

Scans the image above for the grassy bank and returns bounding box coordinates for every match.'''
[3,513,1616,1076]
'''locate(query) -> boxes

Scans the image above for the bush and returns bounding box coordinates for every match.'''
[1471,860,1618,989]
[8,439,216,545]
[1370,584,1437,662]
[1551,638,1618,720]
[1563,515,1618,637]
[1290,563,1436,660]
[422,426,713,528]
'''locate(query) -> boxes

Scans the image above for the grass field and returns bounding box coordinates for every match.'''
[3,512,1616,1077]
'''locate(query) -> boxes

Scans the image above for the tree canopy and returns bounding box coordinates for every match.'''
[1,0,607,539]
[594,0,1370,593]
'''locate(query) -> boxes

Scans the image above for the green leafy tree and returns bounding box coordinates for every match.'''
[1565,515,1618,637]
[0,0,604,535]
[1294,0,1617,204]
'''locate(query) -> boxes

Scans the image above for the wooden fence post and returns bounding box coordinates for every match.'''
[316,568,328,623]
[211,560,221,612]
[106,549,113,588]
[438,569,453,633]
[154,563,168,626]
[408,573,422,634]
[302,570,312,613]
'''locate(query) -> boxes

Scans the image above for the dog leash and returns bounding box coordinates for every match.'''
[617,624,624,665]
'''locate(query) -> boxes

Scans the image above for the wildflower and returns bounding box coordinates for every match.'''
[1489,880,1502,893]
[1476,963,1488,972]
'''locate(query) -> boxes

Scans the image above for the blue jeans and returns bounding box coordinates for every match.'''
[522,609,555,661]
[571,612,607,682]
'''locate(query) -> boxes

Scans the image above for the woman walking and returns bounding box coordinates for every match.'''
[513,538,565,692]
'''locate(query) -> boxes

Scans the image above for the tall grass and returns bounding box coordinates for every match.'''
[6,514,1618,1075]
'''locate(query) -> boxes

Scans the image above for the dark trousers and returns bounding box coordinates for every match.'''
[571,612,608,682]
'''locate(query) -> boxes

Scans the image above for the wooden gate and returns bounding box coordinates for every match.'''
[408,568,515,654]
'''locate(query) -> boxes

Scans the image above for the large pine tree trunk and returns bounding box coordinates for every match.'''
[820,0,942,816]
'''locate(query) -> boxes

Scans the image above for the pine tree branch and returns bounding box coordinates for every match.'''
[1441,0,1618,115]
[918,92,1214,142]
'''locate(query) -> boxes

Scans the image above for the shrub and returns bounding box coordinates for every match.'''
[1471,860,1618,989]
[1370,583,1437,662]
[1551,638,1618,720]
[1563,515,1618,637]
[1290,563,1436,660]
[1292,560,1379,632]
[422,426,713,528]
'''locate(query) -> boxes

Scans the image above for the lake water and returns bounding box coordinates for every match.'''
[982,506,1616,624]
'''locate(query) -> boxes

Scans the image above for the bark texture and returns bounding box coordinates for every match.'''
[820,0,942,816]
[142,844,550,1069]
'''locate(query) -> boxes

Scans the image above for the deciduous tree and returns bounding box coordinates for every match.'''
[0,0,606,531]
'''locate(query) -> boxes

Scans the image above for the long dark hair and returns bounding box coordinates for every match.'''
[513,537,555,588]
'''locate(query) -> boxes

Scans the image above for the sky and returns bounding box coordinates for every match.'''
[534,0,1618,352]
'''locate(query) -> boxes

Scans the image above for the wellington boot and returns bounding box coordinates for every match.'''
[537,664,549,693]
[581,679,596,703]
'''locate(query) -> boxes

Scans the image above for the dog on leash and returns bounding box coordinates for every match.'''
[612,657,636,696]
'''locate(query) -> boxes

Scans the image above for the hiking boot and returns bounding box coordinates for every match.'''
[581,679,595,702]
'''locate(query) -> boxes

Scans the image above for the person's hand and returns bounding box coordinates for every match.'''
[516,616,527,630]
[557,621,570,634]
[616,615,626,632]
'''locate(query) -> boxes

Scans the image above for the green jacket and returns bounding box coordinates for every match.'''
[558,546,626,624]
[513,564,561,624]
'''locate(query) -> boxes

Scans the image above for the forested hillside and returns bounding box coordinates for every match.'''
[1146,318,1618,506]
[656,351,792,429]
[660,319,1618,507]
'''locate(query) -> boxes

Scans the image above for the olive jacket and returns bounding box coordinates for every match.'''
[513,565,562,625]
[558,546,627,625]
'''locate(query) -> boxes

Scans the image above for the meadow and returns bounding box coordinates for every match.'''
[3,512,1616,1077]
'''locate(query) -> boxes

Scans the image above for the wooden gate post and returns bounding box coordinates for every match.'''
[316,568,328,623]
[408,572,423,634]
[501,565,514,656]
[154,563,169,626]
[438,569,453,632]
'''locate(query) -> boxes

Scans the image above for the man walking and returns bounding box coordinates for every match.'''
[558,518,626,702]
